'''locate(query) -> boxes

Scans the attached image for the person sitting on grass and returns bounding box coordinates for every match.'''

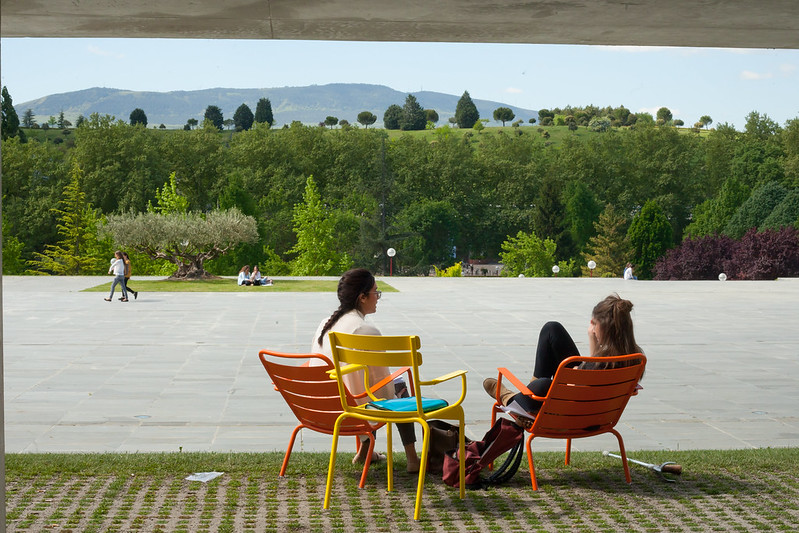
[483,293,643,427]
[251,265,273,286]
[237,265,252,286]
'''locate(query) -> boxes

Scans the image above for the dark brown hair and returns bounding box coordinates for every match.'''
[591,293,642,367]
[317,268,376,346]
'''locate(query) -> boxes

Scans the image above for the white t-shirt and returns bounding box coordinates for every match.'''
[311,308,394,404]
[624,267,634,280]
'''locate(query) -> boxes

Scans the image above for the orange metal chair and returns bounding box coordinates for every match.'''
[489,353,646,490]
[258,349,413,488]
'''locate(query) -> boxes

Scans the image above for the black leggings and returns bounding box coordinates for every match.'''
[124,278,135,294]
[512,321,581,413]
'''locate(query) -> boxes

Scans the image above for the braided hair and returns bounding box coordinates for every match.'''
[590,293,642,368]
[317,268,376,346]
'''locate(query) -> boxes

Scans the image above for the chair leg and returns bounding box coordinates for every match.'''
[565,438,572,466]
[280,424,304,477]
[413,420,430,521]
[386,422,393,493]
[324,417,345,510]
[526,434,539,491]
[457,418,466,499]
[358,434,376,489]
[611,429,632,484]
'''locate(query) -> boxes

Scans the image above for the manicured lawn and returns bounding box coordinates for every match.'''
[82,278,398,293]
[6,448,798,532]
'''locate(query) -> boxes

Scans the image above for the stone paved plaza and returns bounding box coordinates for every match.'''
[3,275,798,455]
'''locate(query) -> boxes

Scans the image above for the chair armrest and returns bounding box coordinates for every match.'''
[497,367,547,402]
[352,366,412,400]
[418,369,467,386]
[420,370,468,410]
[326,363,366,380]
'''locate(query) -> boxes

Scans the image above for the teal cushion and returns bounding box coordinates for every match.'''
[367,396,448,413]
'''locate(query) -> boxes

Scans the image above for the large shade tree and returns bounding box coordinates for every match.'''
[102,208,258,279]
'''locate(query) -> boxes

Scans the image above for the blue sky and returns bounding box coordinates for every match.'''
[2,38,798,129]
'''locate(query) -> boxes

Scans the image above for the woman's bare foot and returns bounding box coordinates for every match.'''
[352,450,385,465]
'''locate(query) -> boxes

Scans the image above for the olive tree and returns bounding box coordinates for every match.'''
[102,208,258,279]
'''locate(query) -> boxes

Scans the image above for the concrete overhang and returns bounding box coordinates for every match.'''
[2,0,798,49]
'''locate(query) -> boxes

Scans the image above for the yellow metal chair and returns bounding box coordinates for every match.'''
[323,332,467,521]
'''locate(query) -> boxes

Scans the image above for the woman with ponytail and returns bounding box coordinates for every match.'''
[484,293,643,415]
[311,268,420,472]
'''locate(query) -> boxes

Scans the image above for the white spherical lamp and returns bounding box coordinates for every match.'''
[718,273,727,282]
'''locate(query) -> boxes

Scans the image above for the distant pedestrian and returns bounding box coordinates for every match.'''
[120,252,138,300]
[105,251,128,302]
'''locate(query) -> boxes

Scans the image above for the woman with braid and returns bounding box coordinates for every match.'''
[483,293,644,421]
[311,268,421,472]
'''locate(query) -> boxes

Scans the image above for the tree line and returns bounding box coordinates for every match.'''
[3,84,798,279]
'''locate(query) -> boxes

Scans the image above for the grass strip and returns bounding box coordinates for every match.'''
[82,279,399,293]
[6,449,799,532]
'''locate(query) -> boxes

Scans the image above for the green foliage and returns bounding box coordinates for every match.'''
[357,111,377,128]
[102,208,258,278]
[627,200,673,279]
[564,180,602,252]
[27,161,105,275]
[233,103,254,131]
[455,91,479,129]
[656,107,673,123]
[129,108,148,127]
[2,214,26,274]
[499,230,557,277]
[254,97,273,126]
[148,172,189,215]
[2,85,22,141]
[394,199,459,271]
[724,181,787,238]
[383,104,402,130]
[685,177,751,238]
[758,189,799,231]
[204,105,224,130]
[424,109,439,124]
[588,116,611,132]
[434,261,462,277]
[400,94,426,131]
[324,116,339,128]
[582,205,630,277]
[289,176,352,276]
[493,107,515,126]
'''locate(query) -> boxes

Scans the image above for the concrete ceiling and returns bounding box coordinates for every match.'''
[2,0,798,49]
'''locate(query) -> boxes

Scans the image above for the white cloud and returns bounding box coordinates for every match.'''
[740,70,773,80]
[505,87,523,94]
[779,63,797,75]
[637,106,660,116]
[87,45,124,59]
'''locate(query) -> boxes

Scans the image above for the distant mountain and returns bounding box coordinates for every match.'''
[15,84,538,129]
